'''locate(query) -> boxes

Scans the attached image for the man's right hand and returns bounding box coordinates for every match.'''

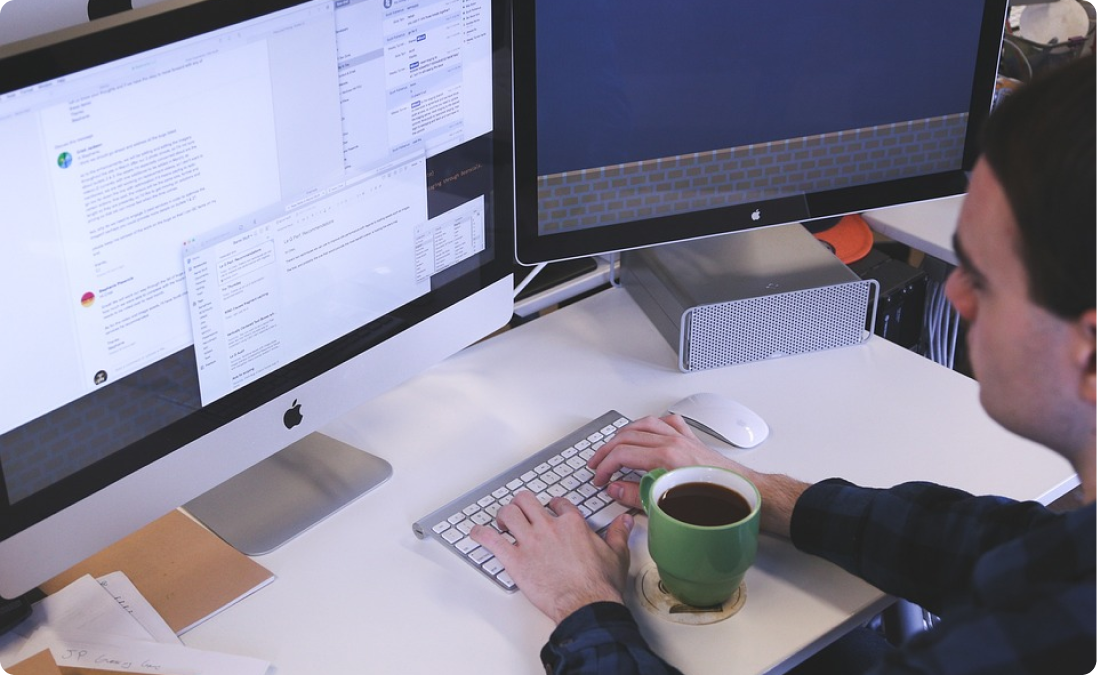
[591,414,808,538]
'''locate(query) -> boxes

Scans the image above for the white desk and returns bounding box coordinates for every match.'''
[183,287,1078,675]
[863,196,963,266]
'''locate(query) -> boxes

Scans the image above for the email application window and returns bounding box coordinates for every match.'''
[0,2,341,435]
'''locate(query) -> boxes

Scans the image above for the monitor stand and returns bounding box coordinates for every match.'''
[183,433,392,556]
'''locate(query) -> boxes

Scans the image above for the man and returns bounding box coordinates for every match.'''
[471,55,1095,674]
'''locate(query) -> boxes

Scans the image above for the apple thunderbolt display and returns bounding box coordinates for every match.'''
[0,0,515,597]
[513,0,1009,264]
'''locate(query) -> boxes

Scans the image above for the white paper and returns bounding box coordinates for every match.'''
[27,575,152,643]
[2,574,149,670]
[2,574,271,675]
[97,572,181,645]
[22,635,271,675]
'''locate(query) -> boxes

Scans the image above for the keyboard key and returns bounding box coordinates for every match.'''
[586,500,630,531]
[471,511,493,526]
[577,483,598,498]
[583,495,607,512]
[456,537,479,554]
[469,547,493,564]
[573,467,594,483]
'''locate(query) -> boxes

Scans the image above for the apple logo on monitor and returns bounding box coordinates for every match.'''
[283,400,304,430]
[751,209,762,222]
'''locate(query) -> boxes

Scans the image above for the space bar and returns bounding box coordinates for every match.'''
[586,500,631,531]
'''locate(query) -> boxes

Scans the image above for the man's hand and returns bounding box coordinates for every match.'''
[589,414,738,508]
[592,414,807,538]
[470,491,633,624]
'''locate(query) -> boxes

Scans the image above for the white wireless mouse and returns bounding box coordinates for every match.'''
[668,392,770,449]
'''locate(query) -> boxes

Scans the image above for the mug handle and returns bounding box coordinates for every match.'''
[640,467,668,513]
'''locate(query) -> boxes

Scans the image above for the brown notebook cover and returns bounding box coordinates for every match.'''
[40,510,274,635]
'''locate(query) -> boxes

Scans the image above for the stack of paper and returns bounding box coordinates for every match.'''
[0,573,270,675]
[0,509,277,675]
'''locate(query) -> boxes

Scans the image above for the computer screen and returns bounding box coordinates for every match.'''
[0,0,514,598]
[513,0,1008,264]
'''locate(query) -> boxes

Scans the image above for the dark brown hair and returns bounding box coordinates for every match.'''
[980,56,1095,319]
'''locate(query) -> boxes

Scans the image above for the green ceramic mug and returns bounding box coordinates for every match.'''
[640,465,761,607]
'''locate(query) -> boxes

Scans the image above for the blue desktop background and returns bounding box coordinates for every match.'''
[536,1,987,175]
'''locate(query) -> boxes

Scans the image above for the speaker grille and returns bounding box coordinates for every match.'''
[682,280,877,371]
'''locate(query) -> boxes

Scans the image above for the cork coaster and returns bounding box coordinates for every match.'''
[635,563,746,625]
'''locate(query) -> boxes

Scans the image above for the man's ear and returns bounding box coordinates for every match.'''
[1078,308,1096,405]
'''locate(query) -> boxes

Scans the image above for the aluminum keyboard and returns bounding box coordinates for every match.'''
[413,411,638,591]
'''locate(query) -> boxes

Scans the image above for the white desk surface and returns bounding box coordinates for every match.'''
[863,196,963,266]
[183,287,1077,675]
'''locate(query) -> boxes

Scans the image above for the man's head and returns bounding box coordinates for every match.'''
[946,56,1095,463]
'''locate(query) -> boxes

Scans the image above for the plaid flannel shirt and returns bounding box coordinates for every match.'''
[541,479,1095,675]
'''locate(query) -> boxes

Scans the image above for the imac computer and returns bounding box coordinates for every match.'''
[0,0,515,599]
[513,0,1009,264]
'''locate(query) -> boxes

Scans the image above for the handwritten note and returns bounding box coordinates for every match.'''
[28,636,269,675]
[95,573,179,645]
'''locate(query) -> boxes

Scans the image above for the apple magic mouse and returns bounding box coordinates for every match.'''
[668,392,770,449]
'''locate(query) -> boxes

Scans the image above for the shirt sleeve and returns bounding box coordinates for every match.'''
[788,478,1057,614]
[541,602,685,675]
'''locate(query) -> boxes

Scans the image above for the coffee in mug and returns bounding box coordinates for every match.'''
[658,481,752,527]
